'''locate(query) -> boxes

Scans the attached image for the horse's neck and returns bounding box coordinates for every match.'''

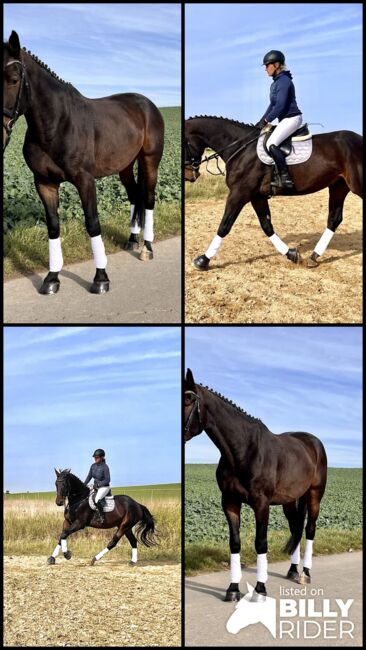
[69,476,88,502]
[199,120,248,159]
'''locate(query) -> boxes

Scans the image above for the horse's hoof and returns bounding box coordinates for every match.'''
[124,240,140,251]
[307,253,319,268]
[47,556,56,565]
[286,248,302,264]
[39,280,60,295]
[298,572,311,584]
[193,254,210,271]
[64,551,72,560]
[287,569,300,582]
[91,557,97,566]
[129,560,137,566]
[139,246,153,261]
[250,590,267,603]
[224,590,241,602]
[90,281,110,294]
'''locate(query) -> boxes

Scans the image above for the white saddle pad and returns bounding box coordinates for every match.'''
[257,133,313,165]
[89,494,115,512]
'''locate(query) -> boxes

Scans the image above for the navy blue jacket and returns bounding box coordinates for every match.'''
[84,461,111,488]
[263,71,301,123]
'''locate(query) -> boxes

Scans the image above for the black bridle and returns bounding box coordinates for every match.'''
[3,58,28,151]
[184,390,202,435]
[185,132,260,177]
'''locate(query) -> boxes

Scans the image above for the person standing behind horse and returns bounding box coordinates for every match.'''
[255,50,303,189]
[84,449,111,523]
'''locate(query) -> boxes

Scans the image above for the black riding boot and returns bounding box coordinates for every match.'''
[269,145,294,189]
[95,500,104,524]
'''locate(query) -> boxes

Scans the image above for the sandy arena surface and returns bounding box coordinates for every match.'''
[185,190,362,323]
[4,555,181,647]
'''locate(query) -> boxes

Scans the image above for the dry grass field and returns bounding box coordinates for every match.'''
[185,167,362,323]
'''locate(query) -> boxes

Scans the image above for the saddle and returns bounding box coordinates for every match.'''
[263,123,311,157]
[88,490,115,512]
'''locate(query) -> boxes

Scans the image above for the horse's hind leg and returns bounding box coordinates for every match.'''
[298,488,322,584]
[119,163,140,251]
[91,521,131,566]
[283,502,301,581]
[125,528,138,566]
[308,177,349,267]
[138,153,161,261]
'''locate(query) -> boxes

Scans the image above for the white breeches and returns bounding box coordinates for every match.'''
[266,114,303,148]
[95,486,110,502]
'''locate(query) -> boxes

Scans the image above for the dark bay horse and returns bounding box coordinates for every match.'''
[185,116,362,269]
[4,30,164,294]
[184,369,327,602]
[48,469,157,566]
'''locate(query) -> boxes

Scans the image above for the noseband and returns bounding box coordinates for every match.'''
[3,58,28,151]
[184,390,202,435]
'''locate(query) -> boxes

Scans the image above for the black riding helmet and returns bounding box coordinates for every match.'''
[262,50,285,65]
[93,448,105,458]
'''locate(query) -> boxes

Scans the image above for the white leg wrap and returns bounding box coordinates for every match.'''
[95,547,109,561]
[205,235,223,259]
[52,544,61,558]
[291,543,301,565]
[61,539,68,553]
[313,228,334,256]
[257,553,268,583]
[49,237,63,272]
[130,204,141,234]
[131,548,138,563]
[303,539,314,569]
[91,235,107,269]
[269,233,289,255]
[144,209,154,242]
[230,553,242,583]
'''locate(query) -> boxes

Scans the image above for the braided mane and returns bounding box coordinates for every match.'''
[187,115,256,129]
[21,46,78,91]
[200,384,265,426]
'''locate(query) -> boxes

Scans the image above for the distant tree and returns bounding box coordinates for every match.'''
[6,490,10,494]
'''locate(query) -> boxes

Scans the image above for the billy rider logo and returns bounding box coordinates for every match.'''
[226,583,354,640]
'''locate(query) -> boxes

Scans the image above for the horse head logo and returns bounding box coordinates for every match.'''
[226,583,276,638]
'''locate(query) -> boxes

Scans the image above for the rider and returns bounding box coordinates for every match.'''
[84,449,111,524]
[255,50,303,189]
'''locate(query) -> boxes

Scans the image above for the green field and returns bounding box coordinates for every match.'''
[185,465,362,574]
[4,482,181,501]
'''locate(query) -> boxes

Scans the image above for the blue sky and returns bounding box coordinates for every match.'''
[4,326,181,492]
[4,3,181,106]
[185,327,362,468]
[185,3,362,133]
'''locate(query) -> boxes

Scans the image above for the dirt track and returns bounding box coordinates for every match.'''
[4,555,181,646]
[185,191,362,323]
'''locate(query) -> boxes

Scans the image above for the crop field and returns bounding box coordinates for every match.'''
[185,465,362,574]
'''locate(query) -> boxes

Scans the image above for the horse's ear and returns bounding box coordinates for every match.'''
[66,469,71,474]
[8,31,20,56]
[54,468,59,476]
[185,368,196,391]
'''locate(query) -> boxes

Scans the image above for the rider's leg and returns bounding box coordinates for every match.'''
[267,115,303,188]
[94,487,110,522]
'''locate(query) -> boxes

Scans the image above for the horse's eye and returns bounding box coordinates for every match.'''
[10,78,18,85]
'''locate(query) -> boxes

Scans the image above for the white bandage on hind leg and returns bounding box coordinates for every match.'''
[61,539,68,553]
[91,235,107,269]
[291,543,301,565]
[257,553,268,583]
[303,539,314,569]
[130,204,141,234]
[49,237,63,272]
[230,553,242,583]
[52,544,61,558]
[95,547,109,561]
[144,209,154,242]
[205,235,223,259]
[131,548,138,563]
[313,228,334,256]
[269,233,289,255]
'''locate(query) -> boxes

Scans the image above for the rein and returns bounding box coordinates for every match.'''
[185,132,260,177]
[184,390,202,434]
[3,58,28,151]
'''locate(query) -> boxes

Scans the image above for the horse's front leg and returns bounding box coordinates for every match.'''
[222,497,242,602]
[75,171,110,293]
[251,497,270,601]
[47,519,84,565]
[193,186,249,271]
[35,178,63,294]
[251,195,301,264]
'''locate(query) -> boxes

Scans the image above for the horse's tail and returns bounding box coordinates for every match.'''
[130,160,145,230]
[135,505,158,548]
[283,494,307,555]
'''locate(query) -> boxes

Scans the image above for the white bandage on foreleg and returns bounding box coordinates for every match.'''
[205,235,223,259]
[130,204,141,234]
[131,548,138,563]
[291,543,301,565]
[257,553,268,583]
[52,544,61,558]
[313,228,334,256]
[61,539,68,553]
[230,553,242,583]
[95,547,109,561]
[269,233,289,255]
[144,209,154,242]
[91,235,107,269]
[49,237,63,272]
[303,539,314,569]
